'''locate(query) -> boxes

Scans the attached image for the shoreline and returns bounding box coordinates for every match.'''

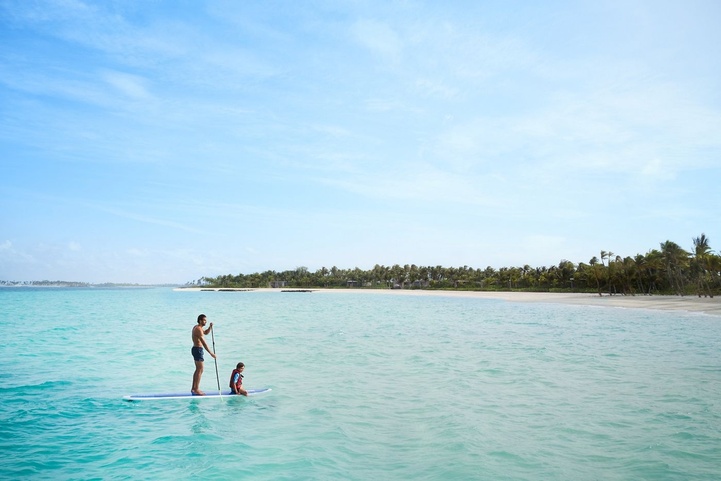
[175,288,721,316]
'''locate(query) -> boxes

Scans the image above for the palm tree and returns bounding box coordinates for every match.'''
[557,260,575,290]
[616,256,637,295]
[644,249,664,294]
[589,257,604,296]
[660,241,689,295]
[692,234,713,297]
[389,264,404,289]
[633,254,648,294]
[708,254,721,295]
[606,251,615,295]
[408,264,420,288]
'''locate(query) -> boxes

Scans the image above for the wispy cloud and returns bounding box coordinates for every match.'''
[101,70,152,100]
[351,19,403,60]
[2,0,719,282]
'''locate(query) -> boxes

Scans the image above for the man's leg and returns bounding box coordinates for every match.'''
[192,360,205,395]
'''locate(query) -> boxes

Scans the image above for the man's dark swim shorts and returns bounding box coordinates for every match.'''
[191,346,204,362]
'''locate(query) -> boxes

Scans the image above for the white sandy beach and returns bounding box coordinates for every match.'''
[177,288,721,316]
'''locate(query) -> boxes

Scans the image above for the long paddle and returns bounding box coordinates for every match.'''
[211,327,222,398]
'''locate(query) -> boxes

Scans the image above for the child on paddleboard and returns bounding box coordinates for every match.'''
[229,362,248,396]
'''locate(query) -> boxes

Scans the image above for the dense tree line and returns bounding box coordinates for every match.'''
[193,234,720,297]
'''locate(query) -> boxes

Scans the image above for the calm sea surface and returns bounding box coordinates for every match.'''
[1,287,720,480]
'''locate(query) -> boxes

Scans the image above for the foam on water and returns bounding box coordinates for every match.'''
[1,287,720,480]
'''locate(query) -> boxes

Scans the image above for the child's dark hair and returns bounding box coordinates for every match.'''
[236,362,244,369]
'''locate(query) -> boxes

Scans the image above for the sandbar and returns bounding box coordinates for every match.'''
[177,287,721,316]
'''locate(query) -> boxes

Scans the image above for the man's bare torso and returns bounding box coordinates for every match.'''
[192,324,204,347]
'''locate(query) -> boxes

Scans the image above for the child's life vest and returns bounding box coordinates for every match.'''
[229,369,244,392]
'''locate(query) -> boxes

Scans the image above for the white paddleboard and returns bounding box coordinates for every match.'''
[123,387,271,401]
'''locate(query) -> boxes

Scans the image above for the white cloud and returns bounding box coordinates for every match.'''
[102,71,152,100]
[95,207,203,234]
[640,158,675,181]
[0,241,37,267]
[351,19,402,60]
[414,78,457,99]
[2,1,720,283]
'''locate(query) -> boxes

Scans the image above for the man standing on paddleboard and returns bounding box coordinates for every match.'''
[191,314,216,395]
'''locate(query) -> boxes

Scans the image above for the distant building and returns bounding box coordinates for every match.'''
[269,281,287,288]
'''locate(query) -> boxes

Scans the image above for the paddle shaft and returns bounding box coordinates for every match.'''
[211,327,221,397]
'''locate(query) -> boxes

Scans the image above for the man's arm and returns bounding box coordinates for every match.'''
[200,336,216,359]
[203,322,213,335]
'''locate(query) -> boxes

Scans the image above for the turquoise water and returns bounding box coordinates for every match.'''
[1,288,720,480]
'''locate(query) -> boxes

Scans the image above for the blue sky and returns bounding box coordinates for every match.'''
[1,0,720,284]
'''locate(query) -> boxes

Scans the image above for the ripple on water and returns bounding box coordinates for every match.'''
[1,288,720,480]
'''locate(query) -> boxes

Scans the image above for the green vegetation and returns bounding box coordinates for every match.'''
[194,234,720,297]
